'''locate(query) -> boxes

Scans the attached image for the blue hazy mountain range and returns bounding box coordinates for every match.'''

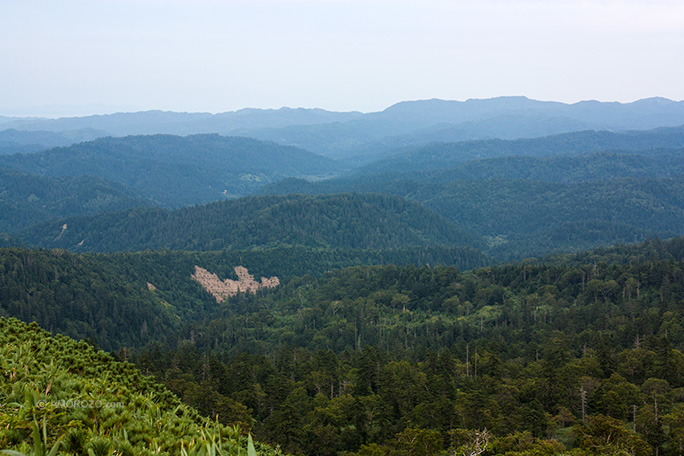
[2,96,682,160]
[1,97,683,259]
[0,134,339,208]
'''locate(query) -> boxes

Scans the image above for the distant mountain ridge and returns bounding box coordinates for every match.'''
[377,96,683,126]
[0,127,108,148]
[0,107,363,136]
[2,97,682,159]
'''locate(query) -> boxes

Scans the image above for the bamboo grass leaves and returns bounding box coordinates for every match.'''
[0,317,279,455]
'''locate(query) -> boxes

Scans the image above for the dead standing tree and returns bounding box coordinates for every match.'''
[457,429,492,456]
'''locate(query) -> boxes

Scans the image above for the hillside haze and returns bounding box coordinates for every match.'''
[351,126,684,174]
[2,97,683,159]
[0,134,339,207]
[258,126,684,259]
[0,168,150,232]
[3,119,684,260]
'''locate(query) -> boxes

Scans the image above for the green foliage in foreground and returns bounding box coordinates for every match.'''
[0,317,281,455]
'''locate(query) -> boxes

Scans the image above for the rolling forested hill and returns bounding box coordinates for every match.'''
[409,176,684,255]
[422,149,684,183]
[0,167,150,231]
[259,134,684,260]
[261,148,684,191]
[0,244,489,350]
[350,127,684,174]
[0,142,46,156]
[0,233,22,248]
[16,193,484,253]
[0,134,340,207]
[259,175,684,259]
[3,125,683,261]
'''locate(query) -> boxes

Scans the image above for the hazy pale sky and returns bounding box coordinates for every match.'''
[1,0,683,116]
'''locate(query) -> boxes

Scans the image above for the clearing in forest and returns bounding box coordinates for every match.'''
[192,265,279,302]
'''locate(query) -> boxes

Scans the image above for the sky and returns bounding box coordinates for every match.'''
[1,0,683,117]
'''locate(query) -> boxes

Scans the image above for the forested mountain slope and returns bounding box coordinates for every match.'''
[0,317,280,455]
[352,126,684,174]
[425,149,684,183]
[261,148,684,192]
[547,236,684,266]
[0,167,150,232]
[17,193,483,252]
[0,244,489,350]
[259,174,684,260]
[130,236,684,456]
[0,134,340,207]
[160,235,684,355]
[0,233,23,248]
[0,248,183,351]
[412,176,684,256]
